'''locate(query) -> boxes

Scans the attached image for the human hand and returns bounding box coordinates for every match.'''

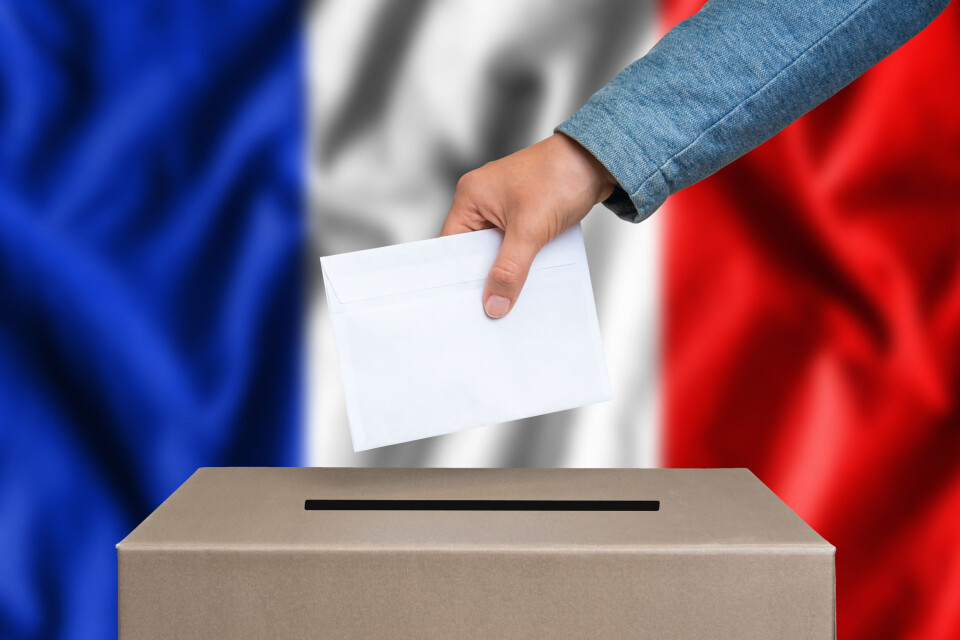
[441,133,616,318]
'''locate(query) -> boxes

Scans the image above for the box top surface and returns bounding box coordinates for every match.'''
[119,468,831,551]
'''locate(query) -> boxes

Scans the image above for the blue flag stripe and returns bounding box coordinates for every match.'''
[0,2,302,637]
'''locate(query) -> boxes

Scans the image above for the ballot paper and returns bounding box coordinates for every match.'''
[320,224,612,451]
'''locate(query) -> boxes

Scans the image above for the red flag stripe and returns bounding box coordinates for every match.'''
[662,2,960,639]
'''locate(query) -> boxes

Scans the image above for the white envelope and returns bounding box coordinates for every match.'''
[320,224,612,451]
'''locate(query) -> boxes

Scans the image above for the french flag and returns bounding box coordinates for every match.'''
[1,1,958,639]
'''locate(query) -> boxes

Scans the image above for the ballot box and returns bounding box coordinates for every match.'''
[117,467,835,639]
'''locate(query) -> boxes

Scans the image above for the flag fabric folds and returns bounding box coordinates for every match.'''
[0,2,302,638]
[664,2,960,638]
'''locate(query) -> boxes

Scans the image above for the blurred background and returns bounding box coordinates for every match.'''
[2,0,958,639]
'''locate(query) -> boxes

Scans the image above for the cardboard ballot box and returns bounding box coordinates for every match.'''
[117,468,835,639]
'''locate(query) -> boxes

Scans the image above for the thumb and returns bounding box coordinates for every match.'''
[483,230,541,319]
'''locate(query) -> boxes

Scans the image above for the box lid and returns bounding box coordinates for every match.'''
[118,468,832,551]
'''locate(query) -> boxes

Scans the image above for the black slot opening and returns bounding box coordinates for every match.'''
[304,499,659,511]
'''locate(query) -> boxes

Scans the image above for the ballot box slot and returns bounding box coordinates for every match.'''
[304,499,660,511]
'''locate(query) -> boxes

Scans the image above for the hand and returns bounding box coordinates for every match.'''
[441,133,616,318]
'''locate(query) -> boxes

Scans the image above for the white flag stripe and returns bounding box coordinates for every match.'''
[307,0,662,467]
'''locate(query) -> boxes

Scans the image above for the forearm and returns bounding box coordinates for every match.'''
[557,0,950,222]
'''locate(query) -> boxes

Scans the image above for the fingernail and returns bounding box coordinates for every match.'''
[484,295,511,318]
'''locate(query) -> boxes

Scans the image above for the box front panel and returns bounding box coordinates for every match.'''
[119,548,835,639]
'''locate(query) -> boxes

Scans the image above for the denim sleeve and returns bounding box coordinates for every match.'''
[556,0,951,222]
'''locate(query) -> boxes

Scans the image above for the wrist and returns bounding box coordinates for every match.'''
[552,133,618,204]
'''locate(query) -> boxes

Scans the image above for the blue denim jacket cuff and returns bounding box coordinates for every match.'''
[556,108,666,224]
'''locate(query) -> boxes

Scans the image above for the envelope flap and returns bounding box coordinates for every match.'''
[321,226,582,304]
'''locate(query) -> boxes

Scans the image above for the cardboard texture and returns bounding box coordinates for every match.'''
[117,468,836,639]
